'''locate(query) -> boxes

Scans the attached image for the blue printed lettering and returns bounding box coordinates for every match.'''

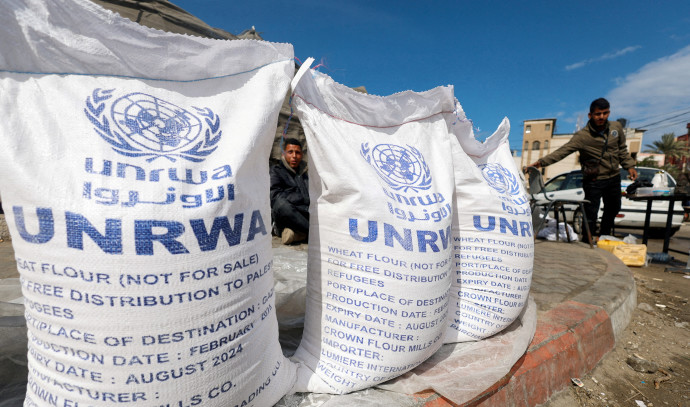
[349,219,378,242]
[13,206,54,244]
[84,158,232,184]
[350,218,451,252]
[28,378,58,405]
[168,168,207,185]
[247,210,266,242]
[13,206,265,255]
[383,223,412,250]
[211,165,232,180]
[207,185,232,202]
[66,212,122,254]
[134,220,189,255]
[473,215,495,231]
[84,157,112,176]
[190,214,243,251]
[473,216,532,237]
[116,162,146,181]
[500,217,518,235]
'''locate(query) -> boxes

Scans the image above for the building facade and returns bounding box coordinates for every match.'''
[520,118,644,180]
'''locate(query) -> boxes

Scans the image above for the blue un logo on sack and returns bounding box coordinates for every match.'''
[84,88,221,162]
[479,163,522,199]
[361,143,432,192]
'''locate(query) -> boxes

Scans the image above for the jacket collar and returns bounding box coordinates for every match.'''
[587,119,609,136]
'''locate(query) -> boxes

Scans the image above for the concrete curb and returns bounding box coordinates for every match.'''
[415,248,637,406]
[571,249,637,342]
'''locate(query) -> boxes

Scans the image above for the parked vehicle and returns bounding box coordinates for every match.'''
[536,167,684,237]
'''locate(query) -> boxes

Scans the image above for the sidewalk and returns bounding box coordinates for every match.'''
[0,237,635,406]
[414,239,636,406]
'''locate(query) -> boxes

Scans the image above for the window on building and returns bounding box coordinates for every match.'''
[544,140,549,150]
[532,141,540,150]
[525,141,529,150]
[526,125,531,133]
[545,123,551,131]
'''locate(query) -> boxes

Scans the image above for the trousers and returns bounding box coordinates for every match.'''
[583,175,621,236]
[272,197,309,234]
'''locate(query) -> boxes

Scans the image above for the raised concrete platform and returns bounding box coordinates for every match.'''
[412,241,637,406]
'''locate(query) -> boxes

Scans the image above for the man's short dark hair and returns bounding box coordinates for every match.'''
[590,98,610,113]
[283,138,302,150]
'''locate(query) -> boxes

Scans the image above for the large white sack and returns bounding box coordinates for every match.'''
[0,1,296,406]
[270,249,537,406]
[290,68,455,394]
[444,104,534,343]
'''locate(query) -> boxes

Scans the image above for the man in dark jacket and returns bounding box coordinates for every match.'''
[270,138,309,244]
[529,98,638,239]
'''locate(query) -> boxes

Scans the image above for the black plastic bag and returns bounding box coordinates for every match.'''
[626,179,653,195]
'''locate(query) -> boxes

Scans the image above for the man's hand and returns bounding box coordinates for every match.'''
[523,162,540,174]
[628,167,638,181]
[523,161,541,173]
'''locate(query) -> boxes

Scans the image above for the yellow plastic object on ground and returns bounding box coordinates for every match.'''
[597,239,627,253]
[612,244,647,267]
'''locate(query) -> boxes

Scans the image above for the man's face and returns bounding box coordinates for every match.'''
[588,107,610,129]
[283,143,303,169]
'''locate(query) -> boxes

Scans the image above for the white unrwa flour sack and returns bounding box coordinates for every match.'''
[290,66,454,394]
[444,104,534,343]
[0,1,296,405]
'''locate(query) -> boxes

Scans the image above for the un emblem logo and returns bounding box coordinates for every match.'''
[479,163,522,197]
[84,88,221,162]
[361,143,432,192]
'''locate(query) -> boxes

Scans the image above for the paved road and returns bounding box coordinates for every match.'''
[611,223,690,264]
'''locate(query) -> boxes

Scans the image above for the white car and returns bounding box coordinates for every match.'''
[537,167,684,237]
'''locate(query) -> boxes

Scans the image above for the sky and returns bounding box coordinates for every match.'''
[174,0,690,153]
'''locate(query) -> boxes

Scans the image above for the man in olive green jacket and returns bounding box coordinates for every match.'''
[529,98,638,240]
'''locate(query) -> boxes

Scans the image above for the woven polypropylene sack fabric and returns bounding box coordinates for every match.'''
[0,0,296,405]
[443,103,534,343]
[290,70,454,394]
